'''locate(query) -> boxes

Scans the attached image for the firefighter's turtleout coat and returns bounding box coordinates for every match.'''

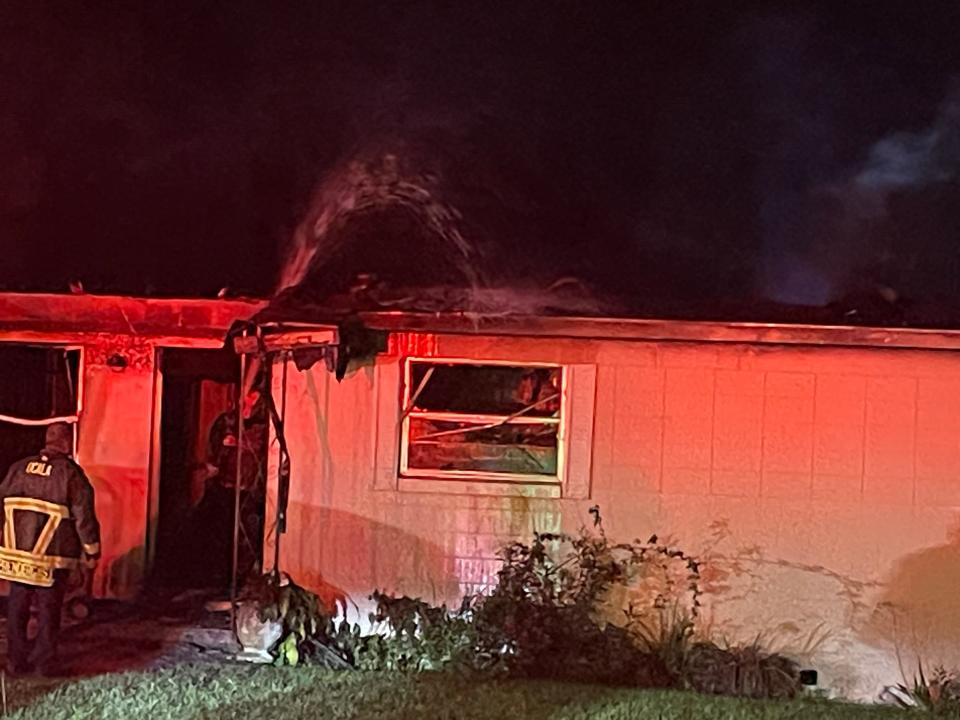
[0,450,100,587]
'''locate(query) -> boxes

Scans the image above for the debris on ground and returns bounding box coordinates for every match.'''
[0,588,243,678]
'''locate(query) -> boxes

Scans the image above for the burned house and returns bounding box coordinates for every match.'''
[237,274,960,700]
[4,277,960,698]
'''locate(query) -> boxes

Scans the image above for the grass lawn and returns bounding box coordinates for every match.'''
[2,666,915,720]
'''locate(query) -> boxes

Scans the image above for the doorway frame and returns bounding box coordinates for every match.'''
[145,347,165,575]
[146,342,239,579]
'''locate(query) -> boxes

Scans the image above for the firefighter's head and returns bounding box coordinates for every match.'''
[44,422,74,455]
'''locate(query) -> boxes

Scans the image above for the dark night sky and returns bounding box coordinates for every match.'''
[1,1,959,313]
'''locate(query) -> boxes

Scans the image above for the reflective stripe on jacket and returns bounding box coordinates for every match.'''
[0,450,100,587]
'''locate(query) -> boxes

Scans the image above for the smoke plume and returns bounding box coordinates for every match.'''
[840,84,960,220]
[277,148,480,295]
[748,7,960,308]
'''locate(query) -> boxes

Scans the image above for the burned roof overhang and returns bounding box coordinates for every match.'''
[231,322,339,355]
[243,310,960,353]
[230,318,388,381]
[358,311,960,351]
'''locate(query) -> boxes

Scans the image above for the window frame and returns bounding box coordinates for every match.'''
[0,342,84,459]
[398,357,568,485]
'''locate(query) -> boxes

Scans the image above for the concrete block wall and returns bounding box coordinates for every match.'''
[271,335,960,699]
[593,343,960,512]
[590,342,960,698]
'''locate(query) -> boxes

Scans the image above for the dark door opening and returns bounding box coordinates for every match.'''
[152,348,266,591]
[0,344,80,471]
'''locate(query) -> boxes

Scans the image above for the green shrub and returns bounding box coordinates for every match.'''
[239,572,358,668]
[356,592,480,672]
[240,507,802,701]
[898,664,960,715]
[468,518,692,685]
[683,641,800,700]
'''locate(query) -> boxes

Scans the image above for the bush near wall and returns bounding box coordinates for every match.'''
[245,508,804,701]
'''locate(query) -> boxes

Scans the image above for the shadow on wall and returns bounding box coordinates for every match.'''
[862,515,960,672]
[280,503,463,615]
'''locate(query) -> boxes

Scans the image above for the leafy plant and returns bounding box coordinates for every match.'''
[239,572,356,668]
[684,640,800,700]
[747,621,831,666]
[628,605,696,678]
[894,663,960,714]
[356,592,480,672]
[627,605,800,699]
[242,573,323,641]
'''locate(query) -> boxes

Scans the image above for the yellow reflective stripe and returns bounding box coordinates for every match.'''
[0,551,55,587]
[2,497,70,557]
[4,497,70,519]
[32,514,62,556]
[0,547,73,587]
[82,542,100,556]
[0,546,78,570]
[0,497,86,574]
[0,546,55,567]
[3,506,14,549]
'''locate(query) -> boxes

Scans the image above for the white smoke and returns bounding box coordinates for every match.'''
[834,83,960,220]
[769,81,960,306]
[276,151,478,294]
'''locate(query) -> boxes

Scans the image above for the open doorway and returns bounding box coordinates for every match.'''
[151,348,267,591]
[0,344,81,470]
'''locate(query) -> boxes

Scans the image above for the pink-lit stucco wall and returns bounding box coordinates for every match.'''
[268,333,960,699]
[0,293,263,599]
[79,354,155,597]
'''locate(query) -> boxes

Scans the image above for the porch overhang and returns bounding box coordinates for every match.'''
[231,323,339,354]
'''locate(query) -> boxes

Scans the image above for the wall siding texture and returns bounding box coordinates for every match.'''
[269,334,960,700]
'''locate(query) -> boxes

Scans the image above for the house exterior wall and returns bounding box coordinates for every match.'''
[79,340,156,597]
[269,333,960,700]
[0,335,158,599]
[0,293,264,599]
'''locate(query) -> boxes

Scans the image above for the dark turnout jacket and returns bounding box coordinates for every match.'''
[0,449,101,587]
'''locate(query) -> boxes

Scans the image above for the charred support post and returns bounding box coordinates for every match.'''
[230,335,248,634]
[228,323,335,584]
[274,352,289,573]
[270,393,292,573]
[250,336,292,579]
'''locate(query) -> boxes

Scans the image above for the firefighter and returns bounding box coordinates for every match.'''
[0,422,100,677]
[207,388,268,493]
[195,388,267,585]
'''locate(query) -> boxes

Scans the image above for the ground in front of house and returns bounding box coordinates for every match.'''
[0,589,239,679]
[4,666,917,720]
[0,595,917,719]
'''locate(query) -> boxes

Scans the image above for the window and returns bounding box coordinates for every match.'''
[0,345,82,471]
[400,360,565,483]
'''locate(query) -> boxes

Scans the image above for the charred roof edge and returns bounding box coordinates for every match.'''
[339,311,960,351]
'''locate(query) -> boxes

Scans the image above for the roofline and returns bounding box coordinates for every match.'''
[343,311,960,351]
[0,291,266,344]
[0,291,264,308]
[1,330,233,349]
